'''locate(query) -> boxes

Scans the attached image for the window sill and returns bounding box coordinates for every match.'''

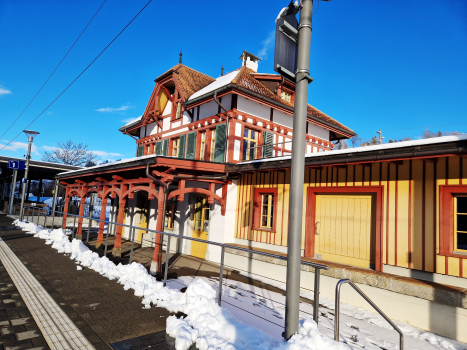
[439,251,467,259]
[252,227,276,233]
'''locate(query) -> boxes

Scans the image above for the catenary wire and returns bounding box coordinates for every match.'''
[0,0,153,153]
[0,0,107,141]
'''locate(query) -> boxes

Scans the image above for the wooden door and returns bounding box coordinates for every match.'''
[314,194,375,269]
[191,195,209,259]
[137,192,149,242]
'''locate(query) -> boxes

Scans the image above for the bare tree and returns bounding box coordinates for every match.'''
[334,139,349,150]
[350,135,362,148]
[42,140,98,166]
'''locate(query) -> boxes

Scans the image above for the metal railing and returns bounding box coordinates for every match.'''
[15,205,328,324]
[335,279,404,349]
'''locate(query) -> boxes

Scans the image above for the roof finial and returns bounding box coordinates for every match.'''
[221,63,224,76]
[179,48,182,64]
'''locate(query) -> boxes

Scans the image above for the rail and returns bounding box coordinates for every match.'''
[13,205,328,325]
[334,279,404,349]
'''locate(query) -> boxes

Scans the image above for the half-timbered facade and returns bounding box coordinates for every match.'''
[56,52,354,273]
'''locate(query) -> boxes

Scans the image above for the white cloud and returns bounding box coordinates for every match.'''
[91,150,123,158]
[0,141,39,155]
[96,103,133,113]
[257,31,275,60]
[0,87,12,95]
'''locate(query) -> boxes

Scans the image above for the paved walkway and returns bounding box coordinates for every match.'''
[0,215,172,349]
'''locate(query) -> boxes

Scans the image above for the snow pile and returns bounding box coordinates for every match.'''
[13,220,351,350]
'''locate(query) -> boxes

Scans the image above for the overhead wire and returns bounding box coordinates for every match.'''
[0,0,107,141]
[0,0,153,153]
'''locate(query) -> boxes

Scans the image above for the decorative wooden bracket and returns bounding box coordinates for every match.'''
[96,177,107,182]
[178,180,185,203]
[112,175,125,181]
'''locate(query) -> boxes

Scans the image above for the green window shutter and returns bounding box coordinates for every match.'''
[214,123,227,163]
[137,145,144,157]
[178,134,186,158]
[155,141,162,155]
[163,139,169,156]
[262,131,274,159]
[185,131,197,160]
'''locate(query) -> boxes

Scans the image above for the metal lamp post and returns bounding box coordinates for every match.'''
[19,130,40,221]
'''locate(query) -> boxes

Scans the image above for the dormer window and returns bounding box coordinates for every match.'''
[281,91,291,103]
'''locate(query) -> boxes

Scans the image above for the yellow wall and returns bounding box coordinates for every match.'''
[234,156,467,278]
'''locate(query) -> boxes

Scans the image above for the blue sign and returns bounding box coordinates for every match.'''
[8,160,25,170]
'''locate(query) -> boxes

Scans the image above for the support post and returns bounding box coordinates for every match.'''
[150,188,167,274]
[26,179,31,202]
[62,195,70,230]
[37,178,43,203]
[51,180,58,229]
[75,196,86,240]
[19,136,33,221]
[112,199,126,257]
[96,196,108,248]
[284,0,314,340]
[8,171,18,215]
[1,178,6,201]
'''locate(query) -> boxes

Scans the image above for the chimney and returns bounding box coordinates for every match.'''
[239,50,261,72]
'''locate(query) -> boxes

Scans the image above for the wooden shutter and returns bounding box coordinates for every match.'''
[163,139,169,156]
[262,131,274,158]
[137,145,144,157]
[214,124,226,163]
[185,132,197,160]
[178,134,186,158]
[155,141,162,155]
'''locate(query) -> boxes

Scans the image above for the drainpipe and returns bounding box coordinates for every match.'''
[274,76,285,95]
[213,91,230,163]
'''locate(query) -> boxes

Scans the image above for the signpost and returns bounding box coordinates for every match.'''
[8,160,26,171]
[275,0,329,340]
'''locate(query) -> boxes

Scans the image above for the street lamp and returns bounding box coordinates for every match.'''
[19,130,40,221]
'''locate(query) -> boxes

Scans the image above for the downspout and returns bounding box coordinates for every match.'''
[213,91,230,163]
[274,76,285,95]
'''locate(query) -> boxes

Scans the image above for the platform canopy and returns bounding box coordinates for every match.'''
[0,155,81,182]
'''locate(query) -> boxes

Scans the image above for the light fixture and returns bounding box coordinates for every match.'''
[23,130,40,139]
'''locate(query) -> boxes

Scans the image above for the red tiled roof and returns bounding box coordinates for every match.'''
[156,64,215,100]
[232,67,354,134]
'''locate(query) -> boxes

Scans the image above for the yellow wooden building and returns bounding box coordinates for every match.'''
[228,135,467,280]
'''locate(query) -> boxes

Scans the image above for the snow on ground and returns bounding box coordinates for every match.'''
[12,220,467,350]
[167,275,466,350]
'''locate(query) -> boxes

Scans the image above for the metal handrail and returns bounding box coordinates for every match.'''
[15,206,328,325]
[335,279,403,349]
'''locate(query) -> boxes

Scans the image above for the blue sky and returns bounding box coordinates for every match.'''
[1,0,466,162]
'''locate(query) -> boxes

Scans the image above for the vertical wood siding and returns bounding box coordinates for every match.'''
[233,156,466,278]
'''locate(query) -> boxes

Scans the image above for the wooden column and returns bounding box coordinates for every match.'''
[96,196,108,248]
[75,196,87,240]
[61,191,70,230]
[151,189,165,273]
[112,199,126,257]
